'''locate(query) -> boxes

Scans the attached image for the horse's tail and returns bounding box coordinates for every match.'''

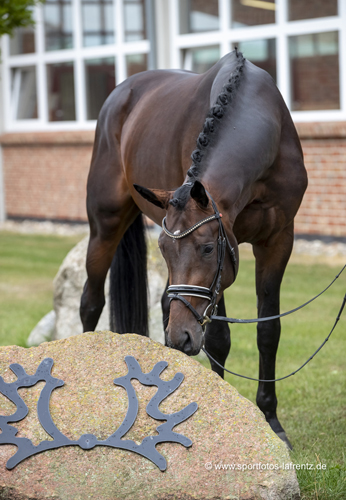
[109,213,148,336]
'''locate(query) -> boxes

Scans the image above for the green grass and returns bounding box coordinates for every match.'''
[198,248,346,500]
[0,231,345,499]
[0,232,83,346]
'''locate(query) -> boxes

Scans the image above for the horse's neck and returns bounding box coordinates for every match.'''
[197,161,253,221]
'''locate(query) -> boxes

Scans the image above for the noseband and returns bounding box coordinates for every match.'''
[162,192,237,328]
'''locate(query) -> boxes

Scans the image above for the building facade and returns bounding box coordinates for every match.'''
[1,0,345,236]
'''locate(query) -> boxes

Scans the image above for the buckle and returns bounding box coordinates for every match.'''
[200,315,212,327]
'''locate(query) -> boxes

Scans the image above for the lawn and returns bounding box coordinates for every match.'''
[0,232,83,347]
[0,231,345,499]
[200,247,346,500]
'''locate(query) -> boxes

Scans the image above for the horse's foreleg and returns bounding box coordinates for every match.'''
[253,223,294,449]
[204,294,231,379]
[161,279,170,333]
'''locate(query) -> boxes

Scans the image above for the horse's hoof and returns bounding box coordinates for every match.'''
[276,431,293,450]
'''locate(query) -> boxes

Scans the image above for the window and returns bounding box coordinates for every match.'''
[233,39,276,82]
[231,0,275,28]
[10,26,35,55]
[47,63,76,121]
[182,46,220,73]
[82,0,115,47]
[2,0,150,130]
[289,32,339,111]
[288,0,337,22]
[124,0,146,41]
[44,0,73,51]
[85,58,116,119]
[172,0,344,121]
[126,53,147,77]
[11,66,38,119]
[179,0,219,34]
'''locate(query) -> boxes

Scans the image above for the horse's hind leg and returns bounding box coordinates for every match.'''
[80,199,139,332]
[253,223,294,449]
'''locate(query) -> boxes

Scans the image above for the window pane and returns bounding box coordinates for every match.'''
[289,0,337,21]
[44,0,73,51]
[11,67,38,120]
[126,53,148,77]
[82,0,114,47]
[289,32,339,111]
[231,0,275,28]
[182,46,220,73]
[124,0,146,41]
[47,62,76,121]
[10,26,35,55]
[180,0,219,34]
[233,39,276,82]
[85,58,116,120]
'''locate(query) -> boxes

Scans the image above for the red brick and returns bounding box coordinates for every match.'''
[1,123,346,236]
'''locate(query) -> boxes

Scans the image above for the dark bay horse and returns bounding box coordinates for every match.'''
[80,49,307,448]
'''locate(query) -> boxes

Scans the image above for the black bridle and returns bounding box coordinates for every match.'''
[162,192,237,328]
[161,192,346,383]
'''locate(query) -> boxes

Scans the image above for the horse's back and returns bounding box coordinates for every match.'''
[88,52,306,228]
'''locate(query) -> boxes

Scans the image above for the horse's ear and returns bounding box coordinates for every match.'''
[134,184,172,210]
[190,180,209,208]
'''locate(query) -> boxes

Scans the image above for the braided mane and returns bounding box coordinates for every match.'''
[169,49,246,209]
[187,48,246,180]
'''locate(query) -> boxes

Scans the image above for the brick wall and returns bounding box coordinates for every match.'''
[1,122,346,237]
[1,131,94,221]
[295,122,346,237]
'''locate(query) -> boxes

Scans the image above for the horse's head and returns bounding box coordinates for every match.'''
[134,180,238,356]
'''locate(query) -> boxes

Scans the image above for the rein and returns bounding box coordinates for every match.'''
[203,292,346,382]
[211,263,346,324]
[162,192,346,382]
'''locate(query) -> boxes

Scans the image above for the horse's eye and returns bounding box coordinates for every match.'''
[202,244,214,255]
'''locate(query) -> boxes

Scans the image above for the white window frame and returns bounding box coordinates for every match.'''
[1,0,150,132]
[170,0,346,122]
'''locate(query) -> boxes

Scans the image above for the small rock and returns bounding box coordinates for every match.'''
[27,310,56,346]
[52,236,110,340]
[50,233,166,343]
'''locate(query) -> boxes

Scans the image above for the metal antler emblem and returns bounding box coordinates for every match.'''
[0,356,198,471]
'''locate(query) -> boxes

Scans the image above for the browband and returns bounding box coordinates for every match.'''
[162,213,221,239]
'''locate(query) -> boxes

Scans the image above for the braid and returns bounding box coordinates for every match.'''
[187,49,246,179]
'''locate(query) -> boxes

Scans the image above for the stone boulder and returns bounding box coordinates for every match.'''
[26,310,56,346]
[27,233,167,346]
[52,236,110,340]
[1,332,299,500]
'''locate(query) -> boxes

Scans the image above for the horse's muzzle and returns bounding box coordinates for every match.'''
[165,324,203,356]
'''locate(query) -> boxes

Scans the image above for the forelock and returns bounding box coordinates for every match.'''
[169,183,192,210]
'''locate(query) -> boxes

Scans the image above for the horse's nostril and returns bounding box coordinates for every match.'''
[182,330,193,354]
[165,327,201,355]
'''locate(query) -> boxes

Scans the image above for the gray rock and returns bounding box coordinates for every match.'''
[27,310,56,346]
[28,233,167,345]
[0,332,300,500]
[52,236,110,340]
